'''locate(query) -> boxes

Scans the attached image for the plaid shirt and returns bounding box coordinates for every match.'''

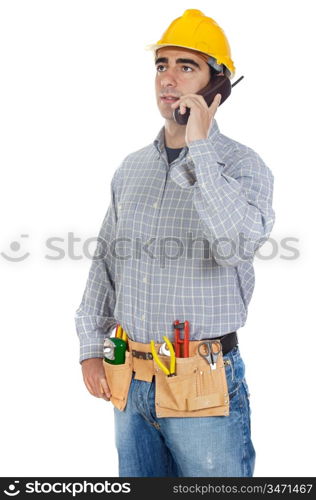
[75,119,275,363]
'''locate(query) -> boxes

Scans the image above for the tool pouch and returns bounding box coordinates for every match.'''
[154,351,229,418]
[102,350,133,411]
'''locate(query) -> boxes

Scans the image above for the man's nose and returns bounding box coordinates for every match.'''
[160,68,177,87]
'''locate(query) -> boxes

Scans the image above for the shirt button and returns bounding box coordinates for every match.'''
[141,314,145,321]
[152,202,158,208]
[143,277,147,283]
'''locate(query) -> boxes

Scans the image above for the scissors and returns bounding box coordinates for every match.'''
[198,340,222,370]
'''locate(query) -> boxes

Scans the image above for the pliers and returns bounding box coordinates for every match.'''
[151,336,176,377]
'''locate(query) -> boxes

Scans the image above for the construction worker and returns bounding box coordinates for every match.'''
[75,9,275,477]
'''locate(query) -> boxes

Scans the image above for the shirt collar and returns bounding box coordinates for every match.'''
[153,118,220,155]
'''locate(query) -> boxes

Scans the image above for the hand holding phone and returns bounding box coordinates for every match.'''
[173,74,244,125]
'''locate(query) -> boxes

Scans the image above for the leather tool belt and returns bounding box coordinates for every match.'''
[103,331,238,418]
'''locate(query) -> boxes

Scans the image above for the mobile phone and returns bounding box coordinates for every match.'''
[173,74,244,125]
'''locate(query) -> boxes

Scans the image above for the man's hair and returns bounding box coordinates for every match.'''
[209,65,221,80]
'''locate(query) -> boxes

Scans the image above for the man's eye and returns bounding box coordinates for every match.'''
[156,65,193,72]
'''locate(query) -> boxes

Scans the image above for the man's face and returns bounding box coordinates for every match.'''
[155,46,210,121]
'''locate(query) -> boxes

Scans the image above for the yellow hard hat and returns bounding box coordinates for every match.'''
[145,9,236,79]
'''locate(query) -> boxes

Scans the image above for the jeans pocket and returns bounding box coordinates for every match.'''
[224,352,245,399]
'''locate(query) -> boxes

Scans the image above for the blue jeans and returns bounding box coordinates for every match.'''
[114,345,255,477]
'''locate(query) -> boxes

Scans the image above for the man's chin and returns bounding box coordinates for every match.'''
[158,108,175,121]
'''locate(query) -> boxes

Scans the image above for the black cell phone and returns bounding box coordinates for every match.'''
[173,74,243,126]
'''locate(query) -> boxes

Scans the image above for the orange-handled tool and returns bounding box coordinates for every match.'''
[173,320,190,357]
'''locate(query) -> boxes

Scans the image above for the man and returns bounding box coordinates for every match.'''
[75,9,275,477]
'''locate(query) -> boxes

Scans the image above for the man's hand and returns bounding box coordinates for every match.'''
[81,357,111,401]
[171,93,221,146]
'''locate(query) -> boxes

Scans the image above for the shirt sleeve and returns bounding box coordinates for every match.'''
[170,138,276,267]
[74,171,119,364]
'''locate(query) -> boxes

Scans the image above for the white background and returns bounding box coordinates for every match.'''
[0,0,315,477]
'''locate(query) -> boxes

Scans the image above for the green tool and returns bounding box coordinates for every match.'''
[103,337,127,365]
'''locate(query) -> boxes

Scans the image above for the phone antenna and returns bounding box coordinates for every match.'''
[232,75,244,88]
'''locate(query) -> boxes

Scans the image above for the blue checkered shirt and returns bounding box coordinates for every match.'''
[75,119,275,363]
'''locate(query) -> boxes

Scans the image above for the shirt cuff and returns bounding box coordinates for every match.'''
[170,138,226,211]
[187,137,223,176]
[79,339,104,364]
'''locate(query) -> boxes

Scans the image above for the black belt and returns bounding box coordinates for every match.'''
[131,331,238,360]
[209,331,238,356]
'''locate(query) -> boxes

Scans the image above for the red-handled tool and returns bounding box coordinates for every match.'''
[173,320,190,357]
